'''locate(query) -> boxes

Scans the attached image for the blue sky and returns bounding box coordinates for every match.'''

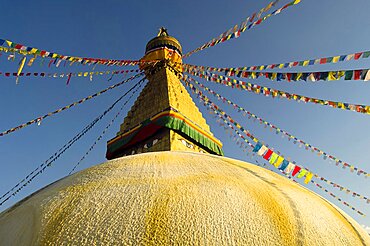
[0,0,369,229]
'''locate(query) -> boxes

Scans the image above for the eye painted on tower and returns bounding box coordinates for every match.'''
[143,138,159,149]
[180,138,194,149]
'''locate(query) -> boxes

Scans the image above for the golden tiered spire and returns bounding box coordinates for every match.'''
[106,29,223,159]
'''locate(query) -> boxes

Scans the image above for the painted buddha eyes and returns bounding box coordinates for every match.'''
[144,138,160,149]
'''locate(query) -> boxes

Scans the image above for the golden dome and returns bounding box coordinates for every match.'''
[0,151,369,245]
[145,27,182,55]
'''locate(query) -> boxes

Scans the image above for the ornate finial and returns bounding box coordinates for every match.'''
[157,27,169,37]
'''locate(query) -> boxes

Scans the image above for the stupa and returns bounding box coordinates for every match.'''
[0,29,369,245]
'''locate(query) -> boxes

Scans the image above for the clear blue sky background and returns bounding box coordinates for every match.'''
[0,0,369,230]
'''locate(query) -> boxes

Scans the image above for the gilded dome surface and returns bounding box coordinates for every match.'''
[0,151,369,245]
[145,28,182,55]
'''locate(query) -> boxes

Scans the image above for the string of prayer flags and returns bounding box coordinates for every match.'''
[182,75,369,204]
[228,119,364,216]
[278,169,366,216]
[214,99,368,205]
[185,64,370,82]
[183,75,314,184]
[0,81,145,206]
[0,73,144,137]
[183,75,370,178]
[0,69,140,80]
[68,79,145,175]
[204,94,367,215]
[184,49,370,72]
[183,0,301,58]
[302,166,370,202]
[185,68,370,115]
[225,113,367,217]
[310,180,365,216]
[0,41,141,67]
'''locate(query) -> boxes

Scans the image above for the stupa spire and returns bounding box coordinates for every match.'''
[106,29,223,159]
[157,27,169,37]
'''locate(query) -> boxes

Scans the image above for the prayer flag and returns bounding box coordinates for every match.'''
[274,156,284,168]
[278,160,289,171]
[292,166,301,176]
[257,145,268,156]
[284,163,295,174]
[269,153,279,164]
[297,169,307,178]
[263,149,273,160]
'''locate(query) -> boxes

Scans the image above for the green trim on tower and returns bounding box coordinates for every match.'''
[106,113,224,159]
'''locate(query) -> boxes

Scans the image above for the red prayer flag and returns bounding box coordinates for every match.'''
[48,59,54,68]
[66,73,72,85]
[286,73,292,82]
[354,52,362,60]
[263,149,273,160]
[250,13,256,22]
[354,70,361,80]
[320,58,327,64]
[292,166,301,176]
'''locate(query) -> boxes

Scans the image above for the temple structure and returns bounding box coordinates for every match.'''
[0,29,369,245]
[106,28,223,159]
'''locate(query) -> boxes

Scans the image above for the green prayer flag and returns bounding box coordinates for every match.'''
[345,70,353,80]
[297,169,307,178]
[363,51,370,58]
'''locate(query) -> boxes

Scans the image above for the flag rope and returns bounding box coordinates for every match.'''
[0,79,144,206]
[183,0,301,58]
[184,74,370,178]
[68,78,146,174]
[185,68,370,115]
[0,72,144,137]
[184,63,370,82]
[202,96,366,216]
[176,71,370,206]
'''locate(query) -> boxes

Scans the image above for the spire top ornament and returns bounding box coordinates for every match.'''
[158,27,169,37]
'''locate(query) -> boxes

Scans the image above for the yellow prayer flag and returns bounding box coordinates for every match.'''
[304,172,314,184]
[297,169,307,178]
[328,72,336,81]
[332,56,340,63]
[27,56,36,67]
[269,153,278,165]
[303,60,309,66]
[274,156,284,168]
[30,48,38,54]
[338,71,345,79]
[293,0,301,4]
[16,56,26,84]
